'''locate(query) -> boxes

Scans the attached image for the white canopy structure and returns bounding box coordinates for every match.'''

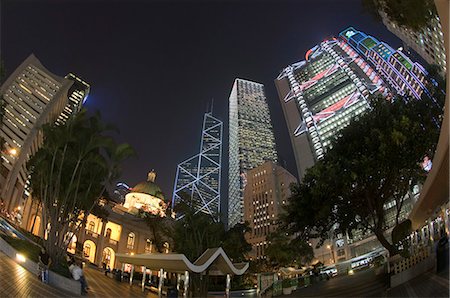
[116,247,248,275]
[116,247,249,297]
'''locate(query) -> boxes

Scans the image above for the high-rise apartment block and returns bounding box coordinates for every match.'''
[228,78,278,228]
[0,54,89,211]
[380,11,446,76]
[275,38,388,179]
[56,73,90,125]
[243,161,297,260]
[339,27,430,100]
[172,112,223,221]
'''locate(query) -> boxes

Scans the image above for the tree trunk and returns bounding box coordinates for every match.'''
[374,228,397,256]
[30,199,42,235]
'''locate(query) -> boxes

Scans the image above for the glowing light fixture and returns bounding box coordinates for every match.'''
[16,253,26,263]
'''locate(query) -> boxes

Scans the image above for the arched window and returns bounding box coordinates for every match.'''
[84,243,91,258]
[145,239,152,253]
[127,232,135,249]
[88,221,95,232]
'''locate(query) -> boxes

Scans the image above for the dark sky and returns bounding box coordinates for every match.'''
[1,0,403,201]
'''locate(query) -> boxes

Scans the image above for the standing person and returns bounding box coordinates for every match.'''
[38,247,51,283]
[69,257,89,295]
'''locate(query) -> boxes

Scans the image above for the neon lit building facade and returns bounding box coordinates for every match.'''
[0,54,89,212]
[380,11,446,76]
[339,27,430,100]
[172,112,223,221]
[275,38,388,179]
[228,78,278,228]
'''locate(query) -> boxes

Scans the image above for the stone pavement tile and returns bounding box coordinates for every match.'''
[387,270,449,298]
[83,266,158,297]
[0,251,72,297]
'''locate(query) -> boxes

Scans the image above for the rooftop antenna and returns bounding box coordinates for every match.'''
[210,98,214,114]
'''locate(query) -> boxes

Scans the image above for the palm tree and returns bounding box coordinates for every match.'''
[27,109,134,264]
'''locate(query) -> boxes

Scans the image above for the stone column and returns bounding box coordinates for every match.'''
[158,268,164,298]
[226,274,231,298]
[142,267,147,292]
[184,271,189,298]
[130,265,135,286]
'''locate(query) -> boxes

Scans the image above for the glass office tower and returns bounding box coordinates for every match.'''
[172,112,223,221]
[228,78,278,228]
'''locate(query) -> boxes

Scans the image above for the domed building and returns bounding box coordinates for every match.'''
[23,170,172,271]
[121,170,168,216]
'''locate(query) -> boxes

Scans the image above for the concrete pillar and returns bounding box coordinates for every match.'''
[177,273,181,293]
[130,265,134,286]
[226,274,231,298]
[184,271,189,298]
[158,268,164,298]
[444,207,449,235]
[142,267,147,292]
[256,273,261,297]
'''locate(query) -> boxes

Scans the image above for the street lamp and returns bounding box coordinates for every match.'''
[9,148,18,156]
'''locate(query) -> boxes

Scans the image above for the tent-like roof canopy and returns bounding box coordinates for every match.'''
[116,247,248,275]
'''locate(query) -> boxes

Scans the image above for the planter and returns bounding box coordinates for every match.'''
[0,236,81,295]
[282,287,292,295]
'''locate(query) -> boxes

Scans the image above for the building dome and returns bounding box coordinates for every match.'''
[131,181,164,201]
[130,170,165,201]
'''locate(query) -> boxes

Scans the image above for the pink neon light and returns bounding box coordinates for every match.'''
[305,48,313,61]
[313,93,354,123]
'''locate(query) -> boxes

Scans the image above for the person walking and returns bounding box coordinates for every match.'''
[68,257,89,295]
[38,247,51,284]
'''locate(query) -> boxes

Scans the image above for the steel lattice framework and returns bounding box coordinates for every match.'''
[172,112,223,221]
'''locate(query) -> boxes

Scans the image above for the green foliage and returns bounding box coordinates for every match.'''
[171,198,252,296]
[392,219,412,257]
[282,278,291,288]
[27,109,134,263]
[266,231,313,269]
[172,199,225,261]
[283,96,442,256]
[364,0,436,31]
[139,209,172,253]
[221,222,252,262]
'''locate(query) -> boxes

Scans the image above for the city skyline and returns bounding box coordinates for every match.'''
[1,1,406,198]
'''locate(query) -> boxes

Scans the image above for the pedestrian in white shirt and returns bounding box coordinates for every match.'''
[68,257,88,295]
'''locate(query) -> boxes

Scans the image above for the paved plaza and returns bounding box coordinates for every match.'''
[0,249,158,297]
[0,251,71,297]
[286,266,449,298]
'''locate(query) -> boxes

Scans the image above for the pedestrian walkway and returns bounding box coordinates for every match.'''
[83,266,157,297]
[286,268,388,297]
[0,250,71,297]
[387,269,449,297]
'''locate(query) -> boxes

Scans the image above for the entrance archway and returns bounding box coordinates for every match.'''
[83,240,96,263]
[102,247,116,269]
[66,233,77,254]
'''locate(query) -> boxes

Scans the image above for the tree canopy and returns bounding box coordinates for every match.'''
[283,95,442,256]
[363,0,437,31]
[27,109,134,263]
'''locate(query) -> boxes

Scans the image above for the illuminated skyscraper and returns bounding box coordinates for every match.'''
[172,112,223,221]
[339,27,430,100]
[380,11,446,76]
[275,37,390,179]
[0,54,89,211]
[56,73,90,125]
[228,78,278,228]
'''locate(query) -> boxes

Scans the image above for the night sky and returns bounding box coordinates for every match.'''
[2,0,403,202]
